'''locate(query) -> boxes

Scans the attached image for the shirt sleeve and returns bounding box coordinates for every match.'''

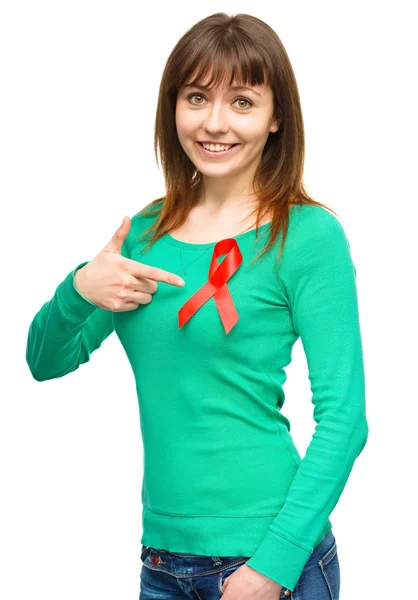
[26,237,131,382]
[245,206,369,591]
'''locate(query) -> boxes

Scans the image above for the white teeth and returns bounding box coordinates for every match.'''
[201,143,233,152]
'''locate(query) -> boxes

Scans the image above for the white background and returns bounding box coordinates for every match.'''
[1,1,416,598]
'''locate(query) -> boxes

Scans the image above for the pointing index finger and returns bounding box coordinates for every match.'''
[127,259,185,287]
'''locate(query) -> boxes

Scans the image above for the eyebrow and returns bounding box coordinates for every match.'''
[183,83,262,97]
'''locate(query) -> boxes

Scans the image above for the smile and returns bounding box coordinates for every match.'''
[196,141,241,158]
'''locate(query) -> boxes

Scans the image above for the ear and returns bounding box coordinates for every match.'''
[269,117,280,134]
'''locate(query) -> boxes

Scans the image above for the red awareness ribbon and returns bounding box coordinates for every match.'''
[178,238,243,335]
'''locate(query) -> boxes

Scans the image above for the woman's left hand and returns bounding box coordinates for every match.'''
[221,563,283,599]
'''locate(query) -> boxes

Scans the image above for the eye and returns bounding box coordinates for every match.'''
[186,93,253,110]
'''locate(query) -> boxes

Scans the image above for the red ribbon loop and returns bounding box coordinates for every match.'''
[178,238,243,335]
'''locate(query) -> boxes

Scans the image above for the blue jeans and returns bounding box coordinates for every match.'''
[139,529,340,599]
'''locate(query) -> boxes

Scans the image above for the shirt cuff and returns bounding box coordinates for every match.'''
[56,261,98,322]
[245,529,311,592]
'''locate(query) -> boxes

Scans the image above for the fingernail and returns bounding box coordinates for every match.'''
[177,278,185,286]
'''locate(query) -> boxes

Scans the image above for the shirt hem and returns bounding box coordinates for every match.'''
[140,504,332,560]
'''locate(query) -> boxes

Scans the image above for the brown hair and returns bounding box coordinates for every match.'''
[135,12,338,272]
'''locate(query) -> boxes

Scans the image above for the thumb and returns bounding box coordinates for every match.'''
[108,215,131,253]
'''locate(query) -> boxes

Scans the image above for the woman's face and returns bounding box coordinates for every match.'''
[175,74,279,183]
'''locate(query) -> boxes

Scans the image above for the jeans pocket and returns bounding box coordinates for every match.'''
[218,559,248,596]
[140,544,151,562]
[318,541,340,600]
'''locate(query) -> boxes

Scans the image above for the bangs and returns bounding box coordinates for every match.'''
[177,38,270,91]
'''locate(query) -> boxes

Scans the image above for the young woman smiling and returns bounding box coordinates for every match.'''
[27,12,368,600]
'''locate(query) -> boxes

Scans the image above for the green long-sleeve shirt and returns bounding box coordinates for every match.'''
[26,202,368,591]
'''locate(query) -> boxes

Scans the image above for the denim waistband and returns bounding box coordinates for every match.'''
[141,529,335,578]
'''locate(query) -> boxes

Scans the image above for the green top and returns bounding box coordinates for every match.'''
[26,202,368,591]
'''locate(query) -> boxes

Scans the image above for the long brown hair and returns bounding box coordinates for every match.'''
[135,12,338,272]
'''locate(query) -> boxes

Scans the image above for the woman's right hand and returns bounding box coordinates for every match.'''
[74,215,185,312]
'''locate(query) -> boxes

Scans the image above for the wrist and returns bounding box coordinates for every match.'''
[74,265,87,295]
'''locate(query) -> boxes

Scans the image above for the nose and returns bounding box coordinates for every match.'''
[203,104,229,135]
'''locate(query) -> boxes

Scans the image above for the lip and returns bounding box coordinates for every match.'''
[196,141,241,158]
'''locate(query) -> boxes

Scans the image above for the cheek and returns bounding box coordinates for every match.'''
[174,121,189,149]
[175,128,194,159]
[176,106,196,133]
[175,106,186,136]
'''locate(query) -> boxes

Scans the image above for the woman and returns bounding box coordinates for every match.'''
[26,12,368,600]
